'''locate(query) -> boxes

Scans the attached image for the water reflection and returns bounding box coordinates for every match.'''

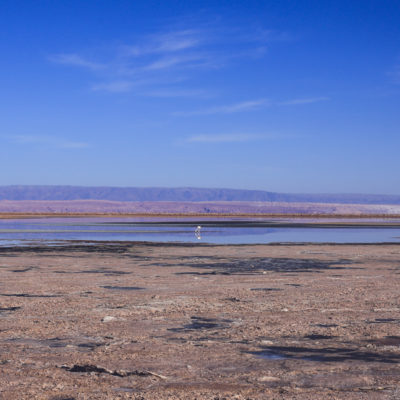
[0,217,399,245]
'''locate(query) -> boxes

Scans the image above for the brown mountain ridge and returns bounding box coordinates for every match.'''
[1,185,400,204]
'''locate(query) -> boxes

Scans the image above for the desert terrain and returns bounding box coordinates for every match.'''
[1,241,400,399]
[1,200,400,216]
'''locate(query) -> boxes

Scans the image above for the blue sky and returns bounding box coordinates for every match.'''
[1,0,399,194]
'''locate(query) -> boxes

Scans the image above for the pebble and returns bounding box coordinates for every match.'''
[102,316,116,322]
[259,376,279,382]
[260,340,273,346]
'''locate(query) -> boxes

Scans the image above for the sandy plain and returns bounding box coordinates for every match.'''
[1,241,400,399]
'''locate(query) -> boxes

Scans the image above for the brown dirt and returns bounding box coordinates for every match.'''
[1,198,400,216]
[1,242,400,399]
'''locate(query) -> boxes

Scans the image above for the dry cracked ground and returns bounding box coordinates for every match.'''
[1,242,400,399]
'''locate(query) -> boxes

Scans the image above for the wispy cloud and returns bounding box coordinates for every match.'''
[388,64,400,84]
[185,132,294,143]
[48,29,211,91]
[10,135,89,149]
[255,29,295,42]
[91,80,136,93]
[49,22,290,94]
[172,96,329,116]
[278,97,329,105]
[143,88,213,98]
[173,99,269,116]
[144,53,212,71]
[125,29,202,56]
[49,53,105,71]
[186,133,264,143]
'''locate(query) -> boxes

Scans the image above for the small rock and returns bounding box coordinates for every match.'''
[259,375,279,382]
[102,316,116,322]
[260,340,273,346]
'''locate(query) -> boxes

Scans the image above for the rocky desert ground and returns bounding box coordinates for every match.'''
[1,242,400,399]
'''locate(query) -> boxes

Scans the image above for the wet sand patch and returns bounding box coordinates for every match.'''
[168,316,233,332]
[100,285,144,291]
[9,266,37,273]
[0,293,61,298]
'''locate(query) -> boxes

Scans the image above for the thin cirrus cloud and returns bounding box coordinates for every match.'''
[48,53,105,71]
[10,135,89,149]
[278,97,329,105]
[186,133,265,143]
[172,97,329,116]
[48,24,289,95]
[388,64,400,84]
[91,80,136,93]
[124,29,202,56]
[49,28,211,91]
[172,99,269,116]
[144,53,213,71]
[143,88,214,98]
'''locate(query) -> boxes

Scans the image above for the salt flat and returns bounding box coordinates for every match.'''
[1,242,400,399]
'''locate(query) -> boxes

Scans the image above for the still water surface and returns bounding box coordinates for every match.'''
[0,217,400,245]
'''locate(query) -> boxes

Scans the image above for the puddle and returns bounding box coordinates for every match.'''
[368,318,400,324]
[76,342,104,350]
[0,293,61,298]
[45,338,68,348]
[174,257,357,275]
[101,286,144,291]
[6,337,105,351]
[300,355,330,362]
[78,269,131,275]
[251,345,400,363]
[0,306,21,312]
[10,266,36,273]
[305,334,333,340]
[169,316,232,332]
[254,351,287,360]
[372,336,400,346]
[61,364,158,378]
[49,397,77,400]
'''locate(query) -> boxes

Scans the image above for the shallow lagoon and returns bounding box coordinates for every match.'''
[0,217,400,245]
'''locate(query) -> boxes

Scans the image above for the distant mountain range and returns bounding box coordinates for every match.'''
[0,185,400,205]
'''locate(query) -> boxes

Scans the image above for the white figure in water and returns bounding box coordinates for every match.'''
[195,225,202,240]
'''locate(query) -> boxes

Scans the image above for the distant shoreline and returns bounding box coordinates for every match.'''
[1,199,399,216]
[1,212,400,219]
